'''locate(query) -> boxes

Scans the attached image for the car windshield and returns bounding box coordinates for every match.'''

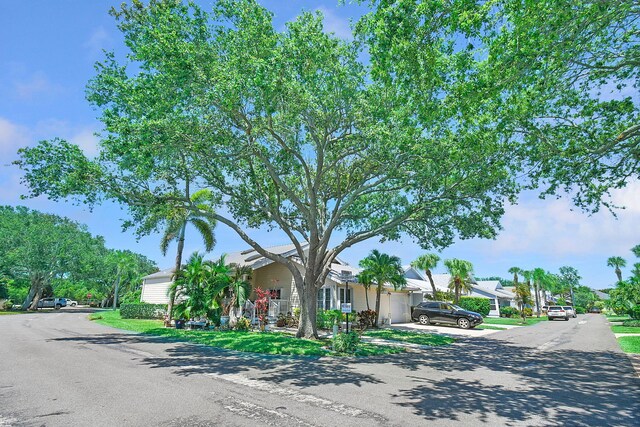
[452,305,464,311]
[548,307,562,311]
[563,306,572,310]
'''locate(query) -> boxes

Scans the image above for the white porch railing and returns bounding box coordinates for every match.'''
[268,299,290,317]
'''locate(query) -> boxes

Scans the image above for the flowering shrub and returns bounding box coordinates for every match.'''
[254,288,272,330]
[235,316,251,331]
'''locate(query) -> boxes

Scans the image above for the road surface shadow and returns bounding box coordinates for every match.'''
[52,331,640,425]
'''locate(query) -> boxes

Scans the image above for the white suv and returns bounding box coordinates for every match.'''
[563,306,577,318]
[547,306,569,321]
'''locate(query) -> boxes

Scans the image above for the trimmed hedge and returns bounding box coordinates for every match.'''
[120,303,167,319]
[622,319,640,327]
[575,306,587,314]
[458,297,491,316]
[629,305,640,320]
[499,306,520,318]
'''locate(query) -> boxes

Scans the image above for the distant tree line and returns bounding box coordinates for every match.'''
[0,206,157,310]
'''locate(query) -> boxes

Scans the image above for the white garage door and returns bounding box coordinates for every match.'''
[390,293,410,324]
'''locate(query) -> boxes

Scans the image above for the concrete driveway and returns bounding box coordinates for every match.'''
[390,321,502,337]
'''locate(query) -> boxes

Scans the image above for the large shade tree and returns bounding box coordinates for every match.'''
[0,206,156,309]
[15,0,521,338]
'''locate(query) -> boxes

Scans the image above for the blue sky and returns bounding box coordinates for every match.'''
[1,1,638,289]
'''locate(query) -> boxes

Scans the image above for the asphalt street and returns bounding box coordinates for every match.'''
[1,310,638,426]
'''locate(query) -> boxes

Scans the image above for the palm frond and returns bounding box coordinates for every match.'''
[190,218,216,252]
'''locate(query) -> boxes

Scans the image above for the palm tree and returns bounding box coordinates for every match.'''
[444,259,473,303]
[508,267,522,286]
[357,269,375,311]
[607,256,626,283]
[411,253,441,299]
[532,268,547,317]
[229,263,253,315]
[162,189,217,323]
[359,250,406,326]
[170,252,213,320]
[513,280,532,323]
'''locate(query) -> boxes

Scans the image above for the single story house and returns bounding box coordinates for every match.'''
[140,244,418,325]
[140,268,176,304]
[470,280,517,316]
[403,267,517,316]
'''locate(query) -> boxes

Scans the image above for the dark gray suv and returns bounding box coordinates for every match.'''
[411,301,484,329]
[37,297,67,309]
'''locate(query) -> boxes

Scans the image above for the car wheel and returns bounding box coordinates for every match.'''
[548,318,552,321]
[458,318,471,329]
[71,303,77,307]
[418,314,430,325]
[54,305,61,310]
[565,317,569,321]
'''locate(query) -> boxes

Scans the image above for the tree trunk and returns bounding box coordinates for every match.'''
[374,284,382,326]
[167,222,187,324]
[22,284,38,310]
[426,270,438,299]
[25,272,45,311]
[296,276,318,338]
[454,279,461,304]
[615,267,622,283]
[364,286,370,310]
[534,282,541,317]
[112,272,121,310]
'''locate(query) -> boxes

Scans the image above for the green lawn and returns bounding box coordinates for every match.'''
[482,316,548,326]
[606,315,631,322]
[618,336,640,354]
[611,325,640,334]
[91,311,403,357]
[363,329,455,346]
[0,311,25,316]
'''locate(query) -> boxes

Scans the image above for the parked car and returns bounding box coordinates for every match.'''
[589,306,602,314]
[37,297,67,310]
[65,299,78,307]
[547,305,569,321]
[563,306,577,318]
[411,301,484,329]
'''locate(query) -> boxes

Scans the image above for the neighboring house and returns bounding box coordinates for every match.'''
[141,244,417,324]
[470,280,516,317]
[594,290,610,300]
[403,267,516,317]
[140,268,175,304]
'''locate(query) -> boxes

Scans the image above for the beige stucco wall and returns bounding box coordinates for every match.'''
[249,262,300,308]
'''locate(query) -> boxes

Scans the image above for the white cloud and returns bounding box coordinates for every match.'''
[316,7,353,40]
[13,72,63,100]
[69,128,100,158]
[0,118,30,160]
[84,26,112,58]
[487,187,640,258]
